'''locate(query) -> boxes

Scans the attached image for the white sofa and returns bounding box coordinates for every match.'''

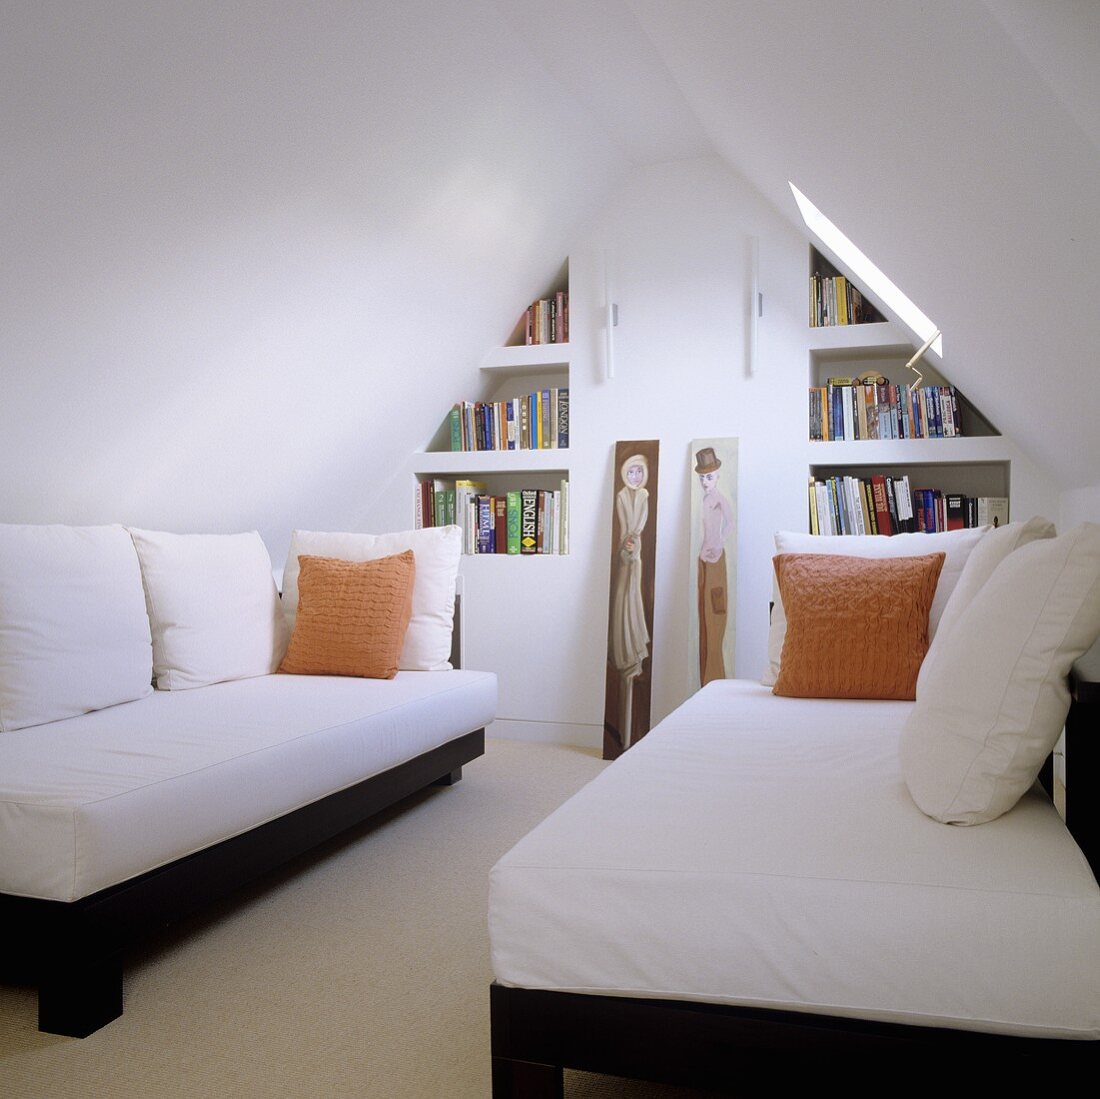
[489,522,1100,1091]
[0,523,496,1037]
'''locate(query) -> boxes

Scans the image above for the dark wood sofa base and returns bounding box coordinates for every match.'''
[490,982,1098,1095]
[1,728,484,1037]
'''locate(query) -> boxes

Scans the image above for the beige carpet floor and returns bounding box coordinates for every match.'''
[0,739,721,1098]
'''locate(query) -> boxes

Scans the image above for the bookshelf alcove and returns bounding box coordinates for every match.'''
[411,260,572,556]
[804,247,1010,534]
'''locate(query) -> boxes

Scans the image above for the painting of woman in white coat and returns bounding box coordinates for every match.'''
[604,441,659,759]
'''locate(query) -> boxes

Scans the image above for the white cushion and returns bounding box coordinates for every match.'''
[0,669,497,901]
[917,516,1057,695]
[901,523,1100,825]
[282,527,461,671]
[0,524,153,732]
[763,526,988,686]
[129,529,289,690]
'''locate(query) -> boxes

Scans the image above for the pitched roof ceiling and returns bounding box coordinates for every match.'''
[519,0,1100,491]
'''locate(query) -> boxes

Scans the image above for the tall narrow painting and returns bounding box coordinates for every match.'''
[604,440,660,760]
[688,438,738,693]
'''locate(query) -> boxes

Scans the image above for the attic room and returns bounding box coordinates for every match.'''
[2,1,1098,1095]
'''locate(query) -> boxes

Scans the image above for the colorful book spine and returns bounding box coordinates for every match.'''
[477,496,493,554]
[506,491,521,554]
[520,490,538,554]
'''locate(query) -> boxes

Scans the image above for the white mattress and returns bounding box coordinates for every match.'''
[0,669,496,902]
[489,680,1100,1040]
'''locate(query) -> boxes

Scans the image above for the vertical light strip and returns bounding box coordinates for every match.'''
[748,235,760,377]
[604,250,616,380]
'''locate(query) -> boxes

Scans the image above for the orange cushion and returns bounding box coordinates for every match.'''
[772,551,945,700]
[278,551,415,680]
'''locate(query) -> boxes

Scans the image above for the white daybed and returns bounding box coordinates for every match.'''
[489,523,1100,1091]
[0,522,495,1038]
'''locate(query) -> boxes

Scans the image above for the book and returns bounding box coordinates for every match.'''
[945,493,966,531]
[559,478,569,554]
[414,481,426,529]
[519,398,530,451]
[520,490,538,553]
[870,475,894,536]
[455,480,486,553]
[541,389,552,450]
[432,478,453,528]
[493,496,507,554]
[477,496,493,554]
[557,387,569,448]
[506,491,521,554]
[535,491,546,553]
[977,497,1009,528]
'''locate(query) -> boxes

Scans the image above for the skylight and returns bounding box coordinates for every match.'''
[789,182,942,356]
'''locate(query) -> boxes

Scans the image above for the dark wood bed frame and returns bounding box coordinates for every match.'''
[491,650,1100,1094]
[0,727,484,1038]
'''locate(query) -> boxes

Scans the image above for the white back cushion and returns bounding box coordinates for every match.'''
[917,517,1057,695]
[0,524,153,731]
[763,526,988,686]
[901,523,1100,825]
[282,526,461,671]
[129,529,289,690]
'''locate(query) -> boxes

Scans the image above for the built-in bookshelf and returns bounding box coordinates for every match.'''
[413,260,572,556]
[805,247,1009,534]
[808,468,1009,536]
[443,385,568,452]
[414,475,569,555]
[809,246,884,327]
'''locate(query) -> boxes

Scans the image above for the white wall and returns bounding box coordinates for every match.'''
[0,1,626,567]
[1061,485,1100,530]
[414,156,1061,747]
[575,158,807,726]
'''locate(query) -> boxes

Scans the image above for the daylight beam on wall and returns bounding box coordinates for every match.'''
[789,182,942,356]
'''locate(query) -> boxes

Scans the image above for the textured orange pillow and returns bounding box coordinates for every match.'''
[772,551,945,700]
[278,551,415,680]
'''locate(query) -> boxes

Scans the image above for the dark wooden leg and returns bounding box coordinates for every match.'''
[38,949,123,1037]
[433,767,462,785]
[492,1056,564,1099]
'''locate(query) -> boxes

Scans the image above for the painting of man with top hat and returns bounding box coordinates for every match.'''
[691,439,737,690]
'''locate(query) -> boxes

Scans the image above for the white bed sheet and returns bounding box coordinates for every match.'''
[489,680,1100,1040]
[0,669,496,902]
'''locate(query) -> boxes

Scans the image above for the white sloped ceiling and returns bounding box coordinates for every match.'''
[0,0,629,556]
[617,0,1100,490]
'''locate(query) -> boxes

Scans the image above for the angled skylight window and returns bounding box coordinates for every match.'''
[789,182,942,356]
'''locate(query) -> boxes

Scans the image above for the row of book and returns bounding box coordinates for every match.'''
[809,380,962,441]
[523,292,569,345]
[809,474,1008,536]
[809,273,878,327]
[415,478,570,555]
[448,388,568,451]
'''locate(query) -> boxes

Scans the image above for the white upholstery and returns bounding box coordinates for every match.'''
[282,527,462,671]
[129,528,290,690]
[0,524,153,732]
[0,670,496,901]
[917,516,1056,694]
[490,680,1100,1040]
[902,523,1100,824]
[763,526,988,686]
